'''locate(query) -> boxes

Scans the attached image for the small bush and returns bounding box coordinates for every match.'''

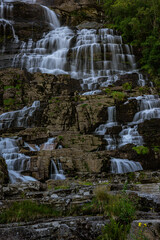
[97,218,129,240]
[122,82,132,91]
[132,146,149,155]
[105,88,111,95]
[111,91,126,101]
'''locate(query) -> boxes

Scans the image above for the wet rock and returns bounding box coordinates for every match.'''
[114,73,139,88]
[12,2,50,42]
[77,21,103,30]
[116,99,138,123]
[138,119,160,147]
[0,156,9,184]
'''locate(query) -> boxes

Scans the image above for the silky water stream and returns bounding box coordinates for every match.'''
[0,0,157,177]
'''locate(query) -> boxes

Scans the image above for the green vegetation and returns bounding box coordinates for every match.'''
[152,145,160,152]
[54,185,70,190]
[0,200,61,223]
[81,103,88,108]
[111,91,126,101]
[132,146,149,155]
[3,98,15,106]
[96,186,136,240]
[122,82,132,91]
[58,135,64,141]
[105,88,111,95]
[103,0,160,80]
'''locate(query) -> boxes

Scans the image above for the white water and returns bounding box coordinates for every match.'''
[41,137,56,150]
[10,3,145,93]
[118,95,160,147]
[50,159,65,180]
[0,101,40,130]
[0,0,18,53]
[111,158,143,174]
[95,106,118,150]
[24,142,40,151]
[0,137,36,183]
[118,125,143,147]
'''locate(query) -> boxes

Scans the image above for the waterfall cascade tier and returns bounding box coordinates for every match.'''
[111,158,143,174]
[0,137,36,183]
[95,95,160,150]
[0,101,40,130]
[0,0,144,93]
[50,159,65,180]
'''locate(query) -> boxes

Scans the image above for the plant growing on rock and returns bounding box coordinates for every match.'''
[0,200,61,223]
[122,82,132,91]
[132,146,149,155]
[111,91,126,102]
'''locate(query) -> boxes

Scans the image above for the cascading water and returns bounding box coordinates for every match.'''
[118,125,144,148]
[111,158,143,174]
[10,2,145,93]
[0,0,18,54]
[50,159,65,180]
[95,95,160,173]
[0,101,40,130]
[0,101,40,182]
[95,106,117,150]
[41,137,56,150]
[0,137,36,183]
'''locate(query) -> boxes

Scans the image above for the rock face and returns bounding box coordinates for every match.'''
[0,216,107,240]
[0,157,9,184]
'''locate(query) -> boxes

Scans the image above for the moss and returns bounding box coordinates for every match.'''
[4,85,14,90]
[3,98,15,106]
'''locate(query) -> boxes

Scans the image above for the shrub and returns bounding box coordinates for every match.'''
[122,82,132,91]
[97,218,129,240]
[111,91,126,101]
[132,146,149,155]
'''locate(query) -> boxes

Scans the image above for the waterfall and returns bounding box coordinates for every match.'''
[50,159,65,180]
[95,106,118,150]
[118,95,160,146]
[95,95,160,150]
[0,0,18,53]
[111,158,143,174]
[24,142,40,151]
[0,137,36,183]
[8,2,145,93]
[118,125,144,148]
[0,101,40,130]
[132,95,160,124]
[41,137,56,150]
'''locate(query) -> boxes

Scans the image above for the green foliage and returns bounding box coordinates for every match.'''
[3,98,15,106]
[132,146,149,155]
[105,88,111,95]
[111,91,126,101]
[153,146,160,152]
[58,135,64,141]
[122,82,132,91]
[103,0,160,76]
[0,200,61,223]
[81,103,88,108]
[54,185,69,190]
[97,218,129,240]
[96,186,136,240]
[4,85,14,90]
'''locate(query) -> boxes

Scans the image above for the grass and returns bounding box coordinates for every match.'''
[0,200,61,223]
